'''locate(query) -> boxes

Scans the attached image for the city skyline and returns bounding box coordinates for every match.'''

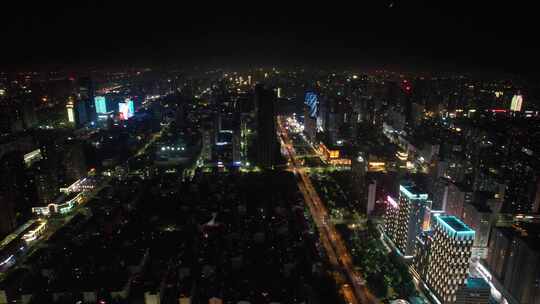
[1,3,540,304]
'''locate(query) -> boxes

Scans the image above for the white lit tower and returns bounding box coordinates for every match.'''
[415,215,475,304]
[385,183,429,256]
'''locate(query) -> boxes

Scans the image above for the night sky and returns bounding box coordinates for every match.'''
[1,1,538,78]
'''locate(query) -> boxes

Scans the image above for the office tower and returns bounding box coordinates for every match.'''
[20,96,38,129]
[303,107,317,142]
[0,193,16,238]
[487,224,540,304]
[384,194,400,242]
[255,84,278,168]
[31,135,62,206]
[79,76,95,122]
[446,183,473,218]
[62,141,87,184]
[232,131,241,165]
[66,97,76,123]
[30,159,58,207]
[0,103,24,133]
[431,178,450,210]
[402,80,413,132]
[384,183,429,256]
[304,91,318,142]
[75,99,88,127]
[202,128,213,162]
[454,278,490,304]
[461,199,492,259]
[367,179,376,215]
[415,215,475,304]
[95,96,107,114]
[510,94,523,112]
[502,164,540,214]
[0,152,27,237]
[67,96,88,127]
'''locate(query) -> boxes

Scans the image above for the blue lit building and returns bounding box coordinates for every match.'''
[94,96,107,114]
[304,91,318,118]
[384,182,429,256]
[414,215,476,304]
[127,98,135,116]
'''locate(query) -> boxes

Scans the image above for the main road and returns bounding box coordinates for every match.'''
[277,116,379,304]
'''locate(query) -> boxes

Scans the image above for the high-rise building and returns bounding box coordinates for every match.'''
[510,94,523,112]
[0,152,27,237]
[303,91,318,142]
[201,128,213,162]
[461,200,492,259]
[446,183,473,218]
[62,141,87,184]
[384,183,429,256]
[0,193,16,239]
[255,84,278,168]
[75,99,88,127]
[79,76,95,122]
[414,215,475,304]
[367,179,376,215]
[232,131,241,165]
[303,109,317,143]
[31,160,59,207]
[20,96,38,129]
[66,98,76,123]
[94,96,107,114]
[67,96,88,127]
[487,224,540,304]
[431,178,450,211]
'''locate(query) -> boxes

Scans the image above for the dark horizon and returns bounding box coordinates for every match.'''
[1,1,539,80]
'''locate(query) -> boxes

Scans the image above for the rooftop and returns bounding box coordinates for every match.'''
[399,184,428,200]
[436,215,475,238]
[437,216,473,232]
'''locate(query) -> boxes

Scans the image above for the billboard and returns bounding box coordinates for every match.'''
[94,96,107,114]
[305,91,318,118]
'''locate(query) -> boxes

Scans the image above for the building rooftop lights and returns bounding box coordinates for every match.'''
[435,215,475,238]
[399,185,428,200]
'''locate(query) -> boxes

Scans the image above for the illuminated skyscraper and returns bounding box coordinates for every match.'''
[384,194,400,240]
[414,215,475,304]
[66,97,88,127]
[66,99,75,123]
[95,96,107,114]
[304,91,318,142]
[385,183,429,256]
[510,94,523,112]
